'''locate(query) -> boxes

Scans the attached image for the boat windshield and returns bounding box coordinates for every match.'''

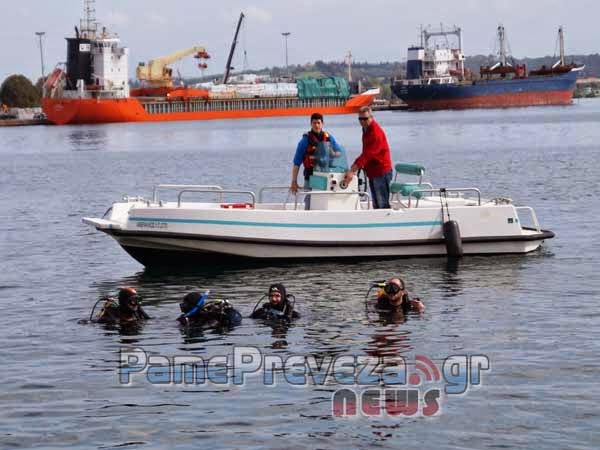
[313,141,349,173]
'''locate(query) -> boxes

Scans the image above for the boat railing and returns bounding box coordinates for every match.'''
[258,186,371,210]
[295,190,372,210]
[257,186,291,203]
[152,184,224,203]
[408,188,482,207]
[515,206,541,232]
[177,188,256,207]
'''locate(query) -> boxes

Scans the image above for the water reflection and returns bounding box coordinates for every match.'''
[365,323,412,358]
[178,323,234,343]
[259,320,292,349]
[68,127,108,152]
[102,321,147,337]
[440,258,464,300]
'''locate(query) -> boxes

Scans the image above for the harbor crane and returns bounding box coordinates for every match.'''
[136,46,210,88]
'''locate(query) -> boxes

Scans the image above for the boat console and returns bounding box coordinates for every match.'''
[306,141,361,211]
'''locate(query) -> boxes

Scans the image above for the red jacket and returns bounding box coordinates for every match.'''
[353,119,393,178]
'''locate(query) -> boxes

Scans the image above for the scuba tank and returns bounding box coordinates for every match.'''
[178,291,242,328]
[89,296,118,322]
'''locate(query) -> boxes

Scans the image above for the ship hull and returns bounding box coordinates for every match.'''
[392,70,578,111]
[42,93,377,125]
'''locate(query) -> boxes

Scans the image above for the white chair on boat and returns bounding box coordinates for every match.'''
[389,163,431,208]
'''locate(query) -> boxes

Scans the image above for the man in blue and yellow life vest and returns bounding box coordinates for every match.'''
[289,112,344,205]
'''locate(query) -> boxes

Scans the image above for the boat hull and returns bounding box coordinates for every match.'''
[108,230,551,267]
[42,92,377,125]
[84,200,554,267]
[392,70,578,111]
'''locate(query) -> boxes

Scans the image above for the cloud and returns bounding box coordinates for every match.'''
[143,11,168,26]
[107,12,130,27]
[245,6,273,24]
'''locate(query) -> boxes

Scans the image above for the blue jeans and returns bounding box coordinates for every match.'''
[369,170,393,209]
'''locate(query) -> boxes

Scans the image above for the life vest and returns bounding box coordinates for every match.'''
[303,130,330,170]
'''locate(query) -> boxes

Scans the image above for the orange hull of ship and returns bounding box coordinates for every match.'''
[42,94,376,125]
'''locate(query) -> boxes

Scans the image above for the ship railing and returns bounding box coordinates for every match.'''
[515,207,541,232]
[152,184,225,203]
[87,89,129,99]
[407,188,482,207]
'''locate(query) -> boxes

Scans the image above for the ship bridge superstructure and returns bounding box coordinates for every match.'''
[47,0,130,100]
[400,25,465,86]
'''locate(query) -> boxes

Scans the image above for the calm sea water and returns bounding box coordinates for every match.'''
[1,100,599,449]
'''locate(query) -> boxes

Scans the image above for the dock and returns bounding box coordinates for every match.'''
[0,118,51,127]
[371,101,408,112]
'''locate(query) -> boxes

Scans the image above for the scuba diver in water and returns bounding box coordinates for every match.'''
[92,287,151,324]
[177,291,242,329]
[374,278,425,313]
[251,283,300,321]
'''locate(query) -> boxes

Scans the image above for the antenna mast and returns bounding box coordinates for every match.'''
[498,24,507,66]
[345,51,353,82]
[80,0,97,39]
[558,26,565,66]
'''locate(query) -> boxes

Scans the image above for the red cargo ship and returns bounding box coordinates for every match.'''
[42,2,377,125]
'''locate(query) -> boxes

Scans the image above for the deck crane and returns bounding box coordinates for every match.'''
[136,46,210,88]
[222,12,245,84]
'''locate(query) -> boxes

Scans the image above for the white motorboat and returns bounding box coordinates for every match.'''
[83,149,554,267]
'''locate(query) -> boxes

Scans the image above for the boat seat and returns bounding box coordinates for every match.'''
[390,162,429,206]
[395,184,425,199]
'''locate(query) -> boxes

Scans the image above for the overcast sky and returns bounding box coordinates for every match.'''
[2,0,598,83]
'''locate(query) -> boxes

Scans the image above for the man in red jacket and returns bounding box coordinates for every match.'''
[343,107,393,209]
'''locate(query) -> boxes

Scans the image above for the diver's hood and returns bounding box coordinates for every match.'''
[181,291,203,314]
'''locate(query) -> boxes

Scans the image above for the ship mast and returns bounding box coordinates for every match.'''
[223,12,245,84]
[80,0,97,39]
[345,50,353,82]
[559,26,565,66]
[498,24,507,66]
[422,25,462,49]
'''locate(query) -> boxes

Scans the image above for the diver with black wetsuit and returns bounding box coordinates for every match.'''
[251,283,300,321]
[177,291,242,329]
[375,278,425,314]
[94,287,151,324]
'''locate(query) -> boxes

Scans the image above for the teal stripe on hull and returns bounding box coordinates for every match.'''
[129,216,442,229]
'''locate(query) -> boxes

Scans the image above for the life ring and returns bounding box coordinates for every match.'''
[219,202,254,209]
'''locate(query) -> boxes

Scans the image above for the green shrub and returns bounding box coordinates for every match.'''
[0,74,41,107]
